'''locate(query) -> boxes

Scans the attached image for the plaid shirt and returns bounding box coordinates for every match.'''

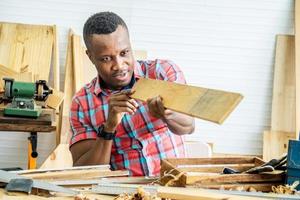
[70,59,186,176]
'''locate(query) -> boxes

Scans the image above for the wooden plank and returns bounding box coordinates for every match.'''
[185,172,284,185]
[194,182,280,192]
[157,187,269,200]
[178,164,255,173]
[165,157,258,166]
[0,22,54,81]
[271,35,296,132]
[60,30,75,144]
[16,164,109,175]
[295,0,300,140]
[131,78,243,124]
[22,169,129,180]
[52,25,60,91]
[263,130,294,161]
[72,34,84,92]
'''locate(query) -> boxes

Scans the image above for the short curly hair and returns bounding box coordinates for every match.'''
[83,11,128,48]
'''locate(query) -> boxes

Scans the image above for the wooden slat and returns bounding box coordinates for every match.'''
[295,0,300,140]
[0,22,54,81]
[131,78,243,124]
[185,172,284,185]
[72,34,84,92]
[263,130,294,161]
[52,25,60,91]
[271,35,296,133]
[22,169,129,180]
[165,157,257,166]
[157,186,269,200]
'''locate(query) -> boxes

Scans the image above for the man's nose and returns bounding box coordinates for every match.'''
[112,56,123,70]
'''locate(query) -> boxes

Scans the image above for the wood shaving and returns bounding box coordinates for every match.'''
[114,186,160,200]
[272,181,300,195]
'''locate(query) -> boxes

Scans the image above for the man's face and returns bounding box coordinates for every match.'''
[86,25,135,90]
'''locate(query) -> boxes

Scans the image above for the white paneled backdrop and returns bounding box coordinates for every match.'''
[0,0,295,169]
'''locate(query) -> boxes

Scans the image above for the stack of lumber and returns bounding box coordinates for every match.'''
[263,0,300,161]
[159,157,284,192]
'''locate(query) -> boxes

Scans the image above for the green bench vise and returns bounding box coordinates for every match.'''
[3,78,52,118]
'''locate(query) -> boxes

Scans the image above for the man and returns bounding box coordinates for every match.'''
[69,11,195,176]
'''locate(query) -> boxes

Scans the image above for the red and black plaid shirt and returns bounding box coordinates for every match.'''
[70,59,186,176]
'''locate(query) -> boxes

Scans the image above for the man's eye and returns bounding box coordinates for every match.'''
[121,50,129,56]
[101,57,111,62]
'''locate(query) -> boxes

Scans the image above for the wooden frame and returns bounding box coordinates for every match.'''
[160,157,284,192]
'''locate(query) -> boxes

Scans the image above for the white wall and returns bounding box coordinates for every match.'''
[0,0,294,168]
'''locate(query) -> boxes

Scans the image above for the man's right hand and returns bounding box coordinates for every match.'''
[105,90,138,132]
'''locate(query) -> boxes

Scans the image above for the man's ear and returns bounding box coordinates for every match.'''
[86,49,95,65]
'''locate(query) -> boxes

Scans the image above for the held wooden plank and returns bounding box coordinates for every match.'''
[271,35,296,132]
[0,22,54,81]
[296,0,300,140]
[263,130,294,161]
[131,78,243,124]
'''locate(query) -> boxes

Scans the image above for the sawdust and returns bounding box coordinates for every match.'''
[114,186,160,200]
[271,181,300,195]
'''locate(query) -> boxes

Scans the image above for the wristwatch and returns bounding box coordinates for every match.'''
[97,124,116,140]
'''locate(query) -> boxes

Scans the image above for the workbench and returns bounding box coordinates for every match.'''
[0,110,56,169]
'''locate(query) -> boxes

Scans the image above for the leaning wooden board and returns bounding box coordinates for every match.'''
[131,78,243,124]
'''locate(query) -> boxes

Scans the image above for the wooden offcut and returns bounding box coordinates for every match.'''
[131,78,243,124]
[45,89,64,110]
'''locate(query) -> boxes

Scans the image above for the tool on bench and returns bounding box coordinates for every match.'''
[0,170,78,195]
[223,155,287,174]
[2,77,52,118]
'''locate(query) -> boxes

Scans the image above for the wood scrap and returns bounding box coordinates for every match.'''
[46,89,65,110]
[131,78,243,124]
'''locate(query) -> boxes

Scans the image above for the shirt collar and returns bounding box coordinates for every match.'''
[93,61,142,96]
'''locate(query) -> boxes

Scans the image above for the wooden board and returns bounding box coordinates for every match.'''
[72,34,84,92]
[271,35,296,133]
[263,130,294,161]
[296,0,300,140]
[0,22,54,81]
[157,186,269,200]
[131,78,243,124]
[0,110,52,125]
[52,25,60,91]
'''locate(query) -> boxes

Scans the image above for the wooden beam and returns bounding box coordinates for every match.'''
[295,0,300,139]
[131,78,243,124]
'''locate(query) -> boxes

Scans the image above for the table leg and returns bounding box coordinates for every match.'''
[28,132,38,169]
